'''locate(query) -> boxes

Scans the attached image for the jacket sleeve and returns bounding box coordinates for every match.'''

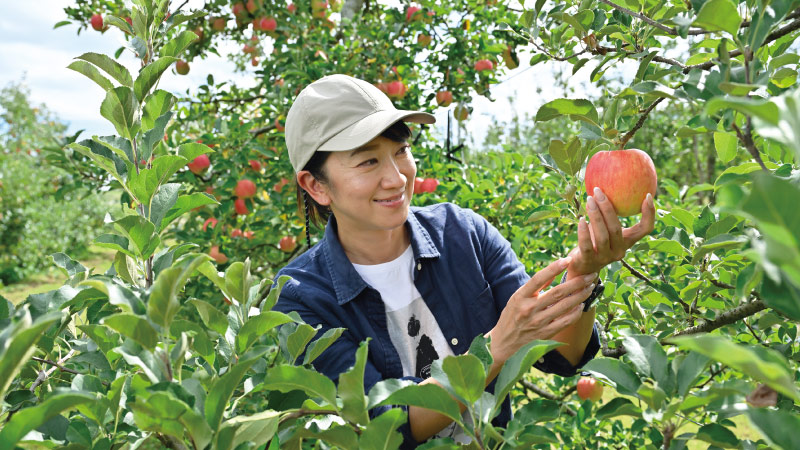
[466,208,600,376]
[273,280,424,449]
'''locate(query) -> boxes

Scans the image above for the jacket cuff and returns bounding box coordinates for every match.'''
[369,375,424,450]
[533,323,601,377]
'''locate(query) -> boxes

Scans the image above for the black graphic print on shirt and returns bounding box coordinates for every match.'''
[410,315,439,379]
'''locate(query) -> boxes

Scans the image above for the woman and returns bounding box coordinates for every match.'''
[273,74,655,447]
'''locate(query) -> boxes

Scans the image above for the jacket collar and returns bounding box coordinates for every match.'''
[321,207,440,305]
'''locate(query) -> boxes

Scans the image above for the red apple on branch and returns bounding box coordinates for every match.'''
[474,59,494,71]
[417,33,432,47]
[234,198,250,215]
[413,177,424,194]
[176,60,190,75]
[203,217,218,231]
[211,17,226,31]
[187,154,209,173]
[279,236,297,252]
[576,377,604,402]
[421,178,439,193]
[584,149,657,217]
[209,245,228,264]
[90,14,104,31]
[259,17,276,32]
[231,228,243,238]
[234,179,257,198]
[406,6,421,22]
[436,90,453,107]
[386,81,407,98]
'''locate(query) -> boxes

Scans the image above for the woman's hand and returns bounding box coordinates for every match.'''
[568,187,656,276]
[487,257,597,364]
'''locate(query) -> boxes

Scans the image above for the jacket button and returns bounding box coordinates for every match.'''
[538,358,544,364]
[417,263,422,271]
[451,338,458,345]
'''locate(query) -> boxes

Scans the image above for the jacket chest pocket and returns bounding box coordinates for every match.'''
[467,282,498,335]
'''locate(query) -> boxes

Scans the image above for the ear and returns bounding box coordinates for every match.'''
[297,170,331,206]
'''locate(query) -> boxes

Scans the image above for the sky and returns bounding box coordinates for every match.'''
[0,1,614,147]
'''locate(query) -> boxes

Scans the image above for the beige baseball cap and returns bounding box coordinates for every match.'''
[285,74,436,173]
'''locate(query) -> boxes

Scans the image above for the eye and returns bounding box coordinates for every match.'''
[397,145,410,155]
[358,158,377,167]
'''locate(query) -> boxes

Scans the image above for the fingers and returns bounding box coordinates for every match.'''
[537,273,596,309]
[536,281,596,326]
[622,193,656,247]
[577,216,594,256]
[517,257,572,298]
[585,195,610,253]
[592,187,625,256]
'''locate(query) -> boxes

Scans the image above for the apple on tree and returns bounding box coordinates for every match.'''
[279,236,297,252]
[406,5,422,22]
[417,33,432,47]
[421,178,439,193]
[275,117,285,132]
[234,198,250,215]
[187,154,209,173]
[209,245,228,264]
[211,17,226,31]
[246,0,258,14]
[176,59,190,75]
[244,230,255,239]
[90,13,104,31]
[502,45,518,69]
[259,17,276,32]
[273,177,290,193]
[474,59,494,71]
[584,149,657,217]
[233,2,247,17]
[454,103,470,121]
[576,377,604,402]
[386,81,407,99]
[436,90,453,107]
[287,3,297,13]
[203,217,218,232]
[249,159,262,171]
[234,179,257,198]
[413,177,425,194]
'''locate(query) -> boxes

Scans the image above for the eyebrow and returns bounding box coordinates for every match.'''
[348,144,379,158]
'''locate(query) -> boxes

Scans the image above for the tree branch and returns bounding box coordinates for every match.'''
[621,260,691,313]
[619,97,665,148]
[518,380,577,416]
[598,0,677,35]
[602,300,767,357]
[731,122,768,171]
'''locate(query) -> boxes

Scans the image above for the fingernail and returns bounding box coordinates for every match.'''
[593,187,606,202]
[647,193,653,204]
[587,283,596,291]
[587,196,598,211]
[584,273,597,282]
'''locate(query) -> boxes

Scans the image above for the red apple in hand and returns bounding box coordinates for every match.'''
[187,154,209,173]
[234,179,257,198]
[576,377,603,402]
[279,236,297,252]
[90,14,104,31]
[584,149,657,217]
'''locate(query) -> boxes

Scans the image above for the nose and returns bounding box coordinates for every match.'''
[380,156,407,190]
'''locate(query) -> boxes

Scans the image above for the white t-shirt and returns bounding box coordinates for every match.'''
[352,244,471,444]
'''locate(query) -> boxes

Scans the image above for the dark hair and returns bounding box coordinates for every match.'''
[296,120,413,246]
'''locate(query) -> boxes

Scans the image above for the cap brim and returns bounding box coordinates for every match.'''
[318,109,435,152]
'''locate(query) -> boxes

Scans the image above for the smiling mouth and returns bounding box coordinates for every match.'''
[374,193,404,203]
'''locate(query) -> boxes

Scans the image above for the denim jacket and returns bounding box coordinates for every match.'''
[273,202,600,448]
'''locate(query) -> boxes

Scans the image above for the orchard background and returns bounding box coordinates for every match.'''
[1,0,800,448]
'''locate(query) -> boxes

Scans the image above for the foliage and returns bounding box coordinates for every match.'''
[2,0,800,449]
[0,83,107,285]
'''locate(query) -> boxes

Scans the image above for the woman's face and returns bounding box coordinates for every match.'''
[319,135,416,234]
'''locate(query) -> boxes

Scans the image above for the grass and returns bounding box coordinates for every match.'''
[0,245,116,306]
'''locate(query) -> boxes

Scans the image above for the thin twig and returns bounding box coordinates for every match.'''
[598,0,677,35]
[731,123,768,171]
[619,97,665,148]
[621,260,691,313]
[519,380,577,417]
[30,349,81,391]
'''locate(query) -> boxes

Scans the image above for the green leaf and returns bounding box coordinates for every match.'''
[113,215,157,259]
[514,398,561,423]
[131,390,212,449]
[236,311,294,354]
[581,358,642,396]
[739,173,800,248]
[494,340,561,411]
[440,354,486,405]
[78,278,146,315]
[160,193,218,232]
[100,86,139,140]
[75,52,133,86]
[304,327,345,365]
[148,254,211,330]
[706,96,779,125]
[359,408,406,450]
[771,68,798,88]
[140,111,172,162]
[94,233,135,258]
[753,86,800,162]
[338,341,370,425]
[366,378,416,409]
[693,0,741,35]
[189,299,228,335]
[622,335,672,394]
[548,137,585,176]
[206,353,263,431]
[134,57,177,102]
[0,308,63,401]
[218,410,280,450]
[747,408,800,450]
[101,313,158,349]
[0,391,96,450]
[372,383,462,423]
[595,397,642,420]
[695,423,739,448]
[468,334,493,375]
[676,352,710,397]
[669,334,800,401]
[142,90,176,130]
[150,183,180,232]
[50,253,87,277]
[692,233,747,264]
[713,131,738,163]
[161,31,199,58]
[260,364,338,407]
[287,323,317,364]
[717,82,759,96]
[536,98,598,125]
[67,60,115,92]
[526,205,560,224]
